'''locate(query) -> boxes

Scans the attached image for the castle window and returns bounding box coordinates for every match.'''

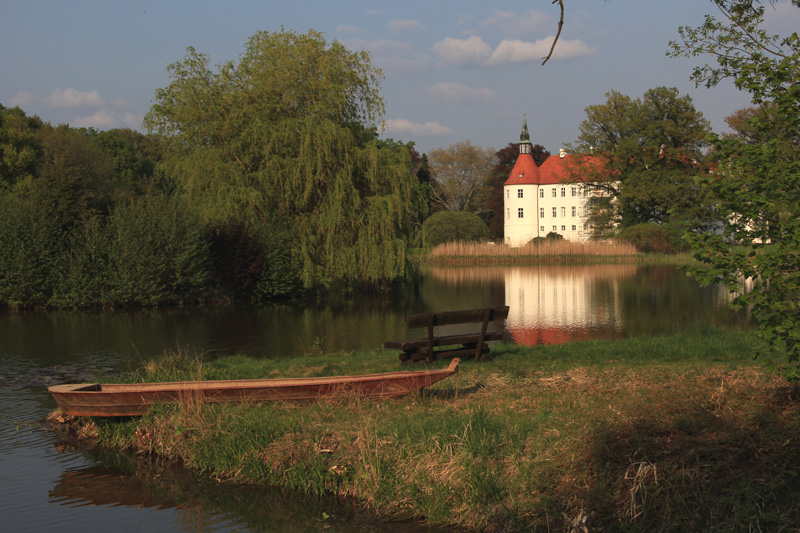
[518,208,524,218]
[552,207,557,217]
[572,206,576,217]
[506,189,509,199]
[552,226,557,231]
[561,188,566,197]
[517,188,523,198]
[540,208,544,218]
[561,207,566,217]
[539,189,544,198]
[506,208,509,219]
[572,225,576,231]
[540,226,545,232]
[571,187,576,197]
[561,225,566,231]
[552,188,557,197]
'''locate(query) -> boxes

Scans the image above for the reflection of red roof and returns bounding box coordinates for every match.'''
[510,326,621,346]
[504,153,607,186]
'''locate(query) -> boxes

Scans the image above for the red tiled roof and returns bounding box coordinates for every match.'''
[503,152,539,186]
[504,153,607,186]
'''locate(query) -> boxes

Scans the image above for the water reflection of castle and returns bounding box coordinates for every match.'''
[504,265,634,345]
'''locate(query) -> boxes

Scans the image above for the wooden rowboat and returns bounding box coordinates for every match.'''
[48,358,460,417]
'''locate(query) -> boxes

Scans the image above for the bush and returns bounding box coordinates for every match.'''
[422,211,490,247]
[107,194,210,305]
[208,220,301,300]
[618,223,685,254]
[0,193,67,308]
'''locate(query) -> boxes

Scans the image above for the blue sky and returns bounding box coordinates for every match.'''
[2,1,797,155]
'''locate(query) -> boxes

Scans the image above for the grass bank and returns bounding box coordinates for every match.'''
[56,329,799,532]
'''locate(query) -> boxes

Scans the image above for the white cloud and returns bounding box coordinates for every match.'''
[426,82,497,102]
[10,87,141,130]
[432,36,492,66]
[10,92,36,107]
[433,35,595,66]
[336,25,363,35]
[483,9,550,38]
[46,87,104,107]
[388,19,427,35]
[344,37,412,55]
[384,119,453,136]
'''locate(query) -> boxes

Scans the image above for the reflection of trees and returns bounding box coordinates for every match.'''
[615,265,750,336]
[49,448,380,532]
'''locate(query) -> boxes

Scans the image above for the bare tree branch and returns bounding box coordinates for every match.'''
[542,0,564,65]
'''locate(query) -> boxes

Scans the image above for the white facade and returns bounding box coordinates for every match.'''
[504,179,593,246]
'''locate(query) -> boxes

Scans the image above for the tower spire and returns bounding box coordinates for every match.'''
[519,112,532,154]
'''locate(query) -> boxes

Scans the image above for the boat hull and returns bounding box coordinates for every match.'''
[48,359,460,417]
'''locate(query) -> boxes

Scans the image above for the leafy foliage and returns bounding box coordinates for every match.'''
[569,87,713,232]
[107,194,210,305]
[144,29,425,289]
[422,210,490,247]
[670,1,800,377]
[427,140,495,213]
[619,223,685,254]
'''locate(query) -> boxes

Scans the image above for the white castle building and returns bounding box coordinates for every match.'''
[503,116,609,246]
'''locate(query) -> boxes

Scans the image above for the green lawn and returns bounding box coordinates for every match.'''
[60,328,800,532]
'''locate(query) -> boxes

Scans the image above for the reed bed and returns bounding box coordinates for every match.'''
[429,240,641,264]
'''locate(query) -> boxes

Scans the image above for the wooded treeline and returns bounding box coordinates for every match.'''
[0,30,433,309]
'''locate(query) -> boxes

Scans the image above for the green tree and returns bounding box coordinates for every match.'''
[422,211,489,247]
[670,0,800,377]
[144,29,424,289]
[107,194,209,306]
[569,87,713,233]
[427,140,495,213]
[0,104,44,191]
[20,124,117,223]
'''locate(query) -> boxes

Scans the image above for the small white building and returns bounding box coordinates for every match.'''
[504,117,609,246]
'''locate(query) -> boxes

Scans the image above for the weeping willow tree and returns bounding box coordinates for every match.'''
[144,29,425,288]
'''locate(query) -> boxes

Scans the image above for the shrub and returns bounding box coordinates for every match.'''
[107,194,210,305]
[422,211,490,247]
[0,193,67,308]
[619,223,684,254]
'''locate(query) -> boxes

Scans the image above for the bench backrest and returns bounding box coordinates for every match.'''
[406,306,509,328]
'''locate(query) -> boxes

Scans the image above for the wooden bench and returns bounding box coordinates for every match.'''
[385,306,509,364]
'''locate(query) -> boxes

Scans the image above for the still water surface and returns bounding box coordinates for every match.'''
[0,265,750,531]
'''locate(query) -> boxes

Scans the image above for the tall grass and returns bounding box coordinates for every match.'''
[55,328,800,532]
[429,240,640,264]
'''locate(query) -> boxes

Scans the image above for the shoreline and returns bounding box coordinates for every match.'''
[50,329,800,532]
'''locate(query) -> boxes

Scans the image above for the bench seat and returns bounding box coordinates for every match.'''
[385,306,509,364]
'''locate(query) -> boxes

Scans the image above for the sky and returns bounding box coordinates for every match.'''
[2,1,798,155]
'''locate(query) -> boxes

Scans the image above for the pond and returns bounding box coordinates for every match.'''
[0,264,750,531]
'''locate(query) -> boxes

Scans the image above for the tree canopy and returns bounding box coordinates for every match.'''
[427,140,494,213]
[568,86,713,234]
[144,29,426,289]
[670,0,800,377]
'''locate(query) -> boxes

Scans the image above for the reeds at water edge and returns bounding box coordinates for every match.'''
[429,240,640,263]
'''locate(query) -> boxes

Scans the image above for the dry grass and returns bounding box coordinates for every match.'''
[59,336,800,532]
[429,240,640,264]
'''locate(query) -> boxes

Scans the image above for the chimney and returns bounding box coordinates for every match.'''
[559,148,566,159]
